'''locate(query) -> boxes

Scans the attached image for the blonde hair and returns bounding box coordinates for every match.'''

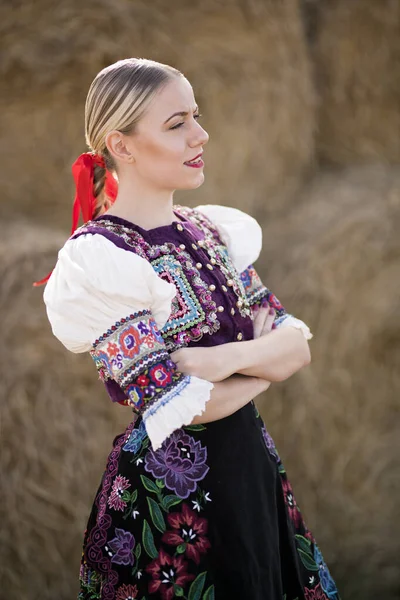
[85,58,182,217]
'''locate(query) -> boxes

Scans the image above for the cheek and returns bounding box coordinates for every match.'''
[139,134,185,167]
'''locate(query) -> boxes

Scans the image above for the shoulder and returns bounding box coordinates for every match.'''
[43,233,176,352]
[191,204,263,272]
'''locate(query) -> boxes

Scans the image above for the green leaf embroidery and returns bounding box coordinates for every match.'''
[184,424,207,431]
[162,494,183,510]
[188,572,207,600]
[295,534,312,554]
[297,549,319,571]
[203,585,215,600]
[140,474,161,495]
[174,586,185,596]
[176,543,187,554]
[142,519,158,559]
[134,542,142,560]
[131,489,138,503]
[156,479,165,488]
[147,497,166,533]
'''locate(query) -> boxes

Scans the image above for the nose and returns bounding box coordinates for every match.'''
[189,121,209,148]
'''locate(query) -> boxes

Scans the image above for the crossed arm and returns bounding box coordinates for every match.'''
[170,306,311,424]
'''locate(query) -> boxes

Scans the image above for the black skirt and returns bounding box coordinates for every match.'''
[78,401,340,600]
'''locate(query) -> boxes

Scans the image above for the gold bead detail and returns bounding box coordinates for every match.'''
[210,258,217,265]
[177,223,184,231]
[217,306,225,312]
[221,285,228,292]
[196,262,203,269]
[227,279,234,286]
[237,332,243,341]
[192,243,197,250]
[208,284,216,291]
[179,244,186,250]
[206,264,214,270]
[230,308,235,316]
[198,239,205,247]
[236,299,243,308]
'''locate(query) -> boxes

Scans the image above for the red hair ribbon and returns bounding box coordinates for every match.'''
[33,152,118,287]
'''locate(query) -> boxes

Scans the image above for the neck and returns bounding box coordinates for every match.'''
[105,177,177,229]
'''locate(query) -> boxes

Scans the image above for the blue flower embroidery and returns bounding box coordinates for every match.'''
[314,544,338,598]
[123,420,147,454]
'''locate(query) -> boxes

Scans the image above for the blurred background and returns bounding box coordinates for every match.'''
[1,0,399,598]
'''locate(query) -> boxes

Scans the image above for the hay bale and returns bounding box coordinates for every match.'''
[0,0,316,229]
[256,164,400,599]
[308,0,400,164]
[0,223,132,599]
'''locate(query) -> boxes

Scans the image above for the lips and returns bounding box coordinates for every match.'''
[184,152,203,165]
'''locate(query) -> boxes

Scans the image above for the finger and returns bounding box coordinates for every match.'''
[262,308,276,334]
[253,306,270,338]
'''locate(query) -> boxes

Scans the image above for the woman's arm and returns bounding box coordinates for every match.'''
[171,325,311,384]
[190,374,271,425]
[236,326,311,381]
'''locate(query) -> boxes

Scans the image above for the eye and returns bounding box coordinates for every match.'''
[170,113,202,130]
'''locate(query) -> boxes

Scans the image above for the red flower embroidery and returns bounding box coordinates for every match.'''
[106,341,120,358]
[119,325,141,359]
[108,475,131,512]
[149,363,173,388]
[281,478,302,529]
[116,583,139,599]
[162,503,211,564]
[304,583,329,600]
[137,374,150,387]
[268,292,283,311]
[146,549,194,600]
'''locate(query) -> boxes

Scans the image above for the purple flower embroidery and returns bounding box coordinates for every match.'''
[108,528,136,566]
[144,430,209,499]
[261,425,281,463]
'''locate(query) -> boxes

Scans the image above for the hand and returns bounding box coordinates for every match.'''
[170,344,240,383]
[252,303,276,339]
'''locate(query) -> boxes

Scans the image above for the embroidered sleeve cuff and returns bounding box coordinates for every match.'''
[90,310,213,451]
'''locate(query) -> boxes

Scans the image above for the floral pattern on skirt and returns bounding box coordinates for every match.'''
[78,403,340,600]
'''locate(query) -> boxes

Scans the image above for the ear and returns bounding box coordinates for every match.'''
[105,130,134,164]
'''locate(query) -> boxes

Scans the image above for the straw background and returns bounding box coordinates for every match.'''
[1,0,399,598]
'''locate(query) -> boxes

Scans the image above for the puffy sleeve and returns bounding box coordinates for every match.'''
[194,204,313,341]
[43,234,214,450]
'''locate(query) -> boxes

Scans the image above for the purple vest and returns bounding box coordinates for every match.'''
[71,205,284,405]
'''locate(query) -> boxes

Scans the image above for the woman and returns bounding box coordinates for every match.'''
[40,58,340,600]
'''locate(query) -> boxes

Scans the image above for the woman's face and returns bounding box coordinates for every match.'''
[125,76,209,191]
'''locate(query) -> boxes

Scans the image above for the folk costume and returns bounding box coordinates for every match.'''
[42,153,340,600]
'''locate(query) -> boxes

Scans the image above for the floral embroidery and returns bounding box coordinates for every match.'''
[108,474,131,512]
[162,503,211,564]
[304,583,329,600]
[108,528,136,566]
[123,420,148,455]
[282,478,303,529]
[144,430,209,498]
[314,545,339,599]
[116,583,139,599]
[90,310,191,416]
[146,548,195,600]
[261,424,282,463]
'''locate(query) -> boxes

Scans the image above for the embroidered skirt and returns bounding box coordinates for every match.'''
[78,401,340,600]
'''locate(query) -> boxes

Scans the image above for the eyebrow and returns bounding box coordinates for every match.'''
[164,106,199,124]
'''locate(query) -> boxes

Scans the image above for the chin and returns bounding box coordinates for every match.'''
[183,172,205,190]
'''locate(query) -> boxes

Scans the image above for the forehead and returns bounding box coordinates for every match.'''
[143,76,197,122]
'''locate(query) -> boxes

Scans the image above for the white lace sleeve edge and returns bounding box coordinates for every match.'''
[142,376,214,451]
[275,314,313,341]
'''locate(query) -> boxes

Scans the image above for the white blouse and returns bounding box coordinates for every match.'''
[44,204,312,450]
